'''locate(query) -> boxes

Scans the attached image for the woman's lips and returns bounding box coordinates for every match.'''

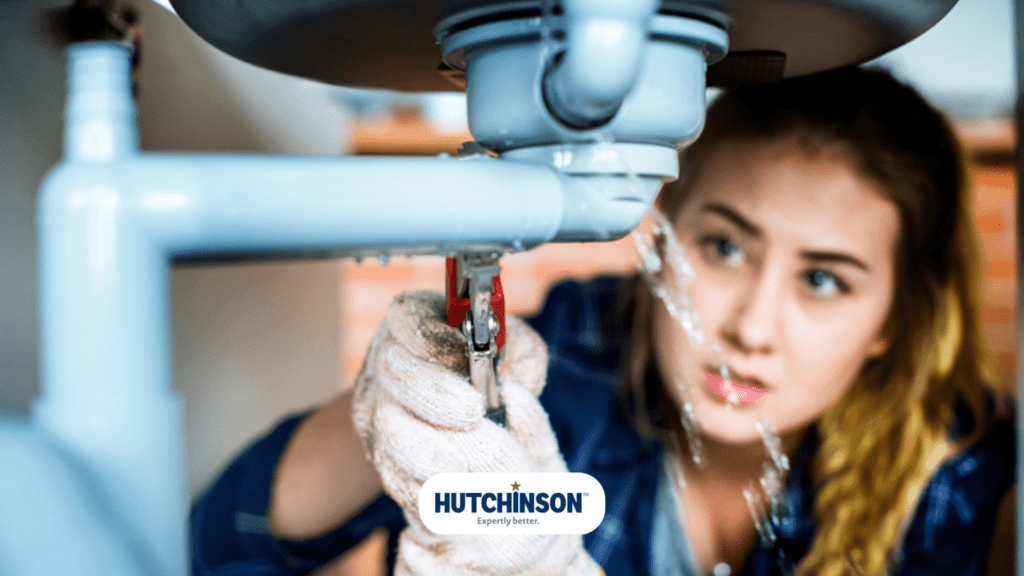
[704,372,768,404]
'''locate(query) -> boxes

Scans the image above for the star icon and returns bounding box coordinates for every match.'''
[511,481,521,491]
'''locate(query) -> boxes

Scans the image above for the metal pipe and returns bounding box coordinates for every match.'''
[32,40,667,575]
[543,0,659,128]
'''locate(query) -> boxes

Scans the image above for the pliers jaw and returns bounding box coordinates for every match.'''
[446,254,506,425]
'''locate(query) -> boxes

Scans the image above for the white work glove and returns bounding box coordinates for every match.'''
[352,290,603,576]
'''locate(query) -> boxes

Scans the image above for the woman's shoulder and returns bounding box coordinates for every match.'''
[527,275,631,347]
[927,396,1015,502]
[897,411,1015,574]
[933,413,1015,514]
[527,276,660,474]
[527,275,634,391]
[936,402,1016,503]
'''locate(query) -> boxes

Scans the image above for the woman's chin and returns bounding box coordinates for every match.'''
[699,423,765,446]
[690,399,767,444]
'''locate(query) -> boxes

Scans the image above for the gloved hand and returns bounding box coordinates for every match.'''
[352,290,602,576]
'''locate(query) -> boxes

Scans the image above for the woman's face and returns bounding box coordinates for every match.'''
[653,138,899,443]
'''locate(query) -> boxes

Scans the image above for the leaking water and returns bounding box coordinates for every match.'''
[632,207,794,572]
[757,415,790,474]
[632,210,702,344]
[712,563,732,576]
[743,481,777,548]
[740,427,793,550]
[534,29,794,560]
[678,398,704,466]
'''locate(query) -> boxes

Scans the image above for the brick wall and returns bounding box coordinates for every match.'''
[973,164,1017,389]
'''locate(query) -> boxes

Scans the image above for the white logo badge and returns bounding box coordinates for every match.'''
[418,472,606,534]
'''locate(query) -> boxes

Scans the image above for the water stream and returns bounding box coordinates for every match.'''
[632,207,794,573]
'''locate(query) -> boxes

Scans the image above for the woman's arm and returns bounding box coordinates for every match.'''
[191,391,399,576]
[270,389,384,540]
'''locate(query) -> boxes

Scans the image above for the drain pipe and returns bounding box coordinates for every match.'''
[36,42,183,576]
[543,0,659,128]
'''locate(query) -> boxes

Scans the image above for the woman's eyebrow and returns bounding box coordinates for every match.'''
[700,203,762,237]
[800,251,870,272]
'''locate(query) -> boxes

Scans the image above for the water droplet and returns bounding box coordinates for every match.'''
[756,415,790,473]
[512,239,525,252]
[679,400,704,466]
[377,254,390,266]
[713,562,732,576]
[726,388,739,408]
[760,462,782,501]
[553,148,573,169]
[743,483,777,548]
[632,208,703,345]
[634,231,662,272]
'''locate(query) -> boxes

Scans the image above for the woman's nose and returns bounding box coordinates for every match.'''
[720,269,781,355]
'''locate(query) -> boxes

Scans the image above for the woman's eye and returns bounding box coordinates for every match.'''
[700,235,744,265]
[803,269,850,297]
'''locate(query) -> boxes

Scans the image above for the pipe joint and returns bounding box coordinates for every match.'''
[543,0,659,129]
[64,42,138,162]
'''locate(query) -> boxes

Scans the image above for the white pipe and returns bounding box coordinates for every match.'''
[31,41,666,576]
[0,420,147,576]
[543,0,659,127]
[64,42,138,162]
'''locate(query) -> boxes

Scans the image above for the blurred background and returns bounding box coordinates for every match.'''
[0,0,1015,572]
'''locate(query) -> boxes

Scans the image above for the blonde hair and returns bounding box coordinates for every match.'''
[622,67,1010,575]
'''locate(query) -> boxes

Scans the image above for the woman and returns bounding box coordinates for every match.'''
[191,67,1015,576]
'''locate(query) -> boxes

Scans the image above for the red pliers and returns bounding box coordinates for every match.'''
[445,255,506,425]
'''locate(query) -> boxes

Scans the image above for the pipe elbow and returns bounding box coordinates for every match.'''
[543,0,658,129]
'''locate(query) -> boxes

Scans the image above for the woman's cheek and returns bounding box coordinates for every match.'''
[689,270,733,340]
[783,348,861,415]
